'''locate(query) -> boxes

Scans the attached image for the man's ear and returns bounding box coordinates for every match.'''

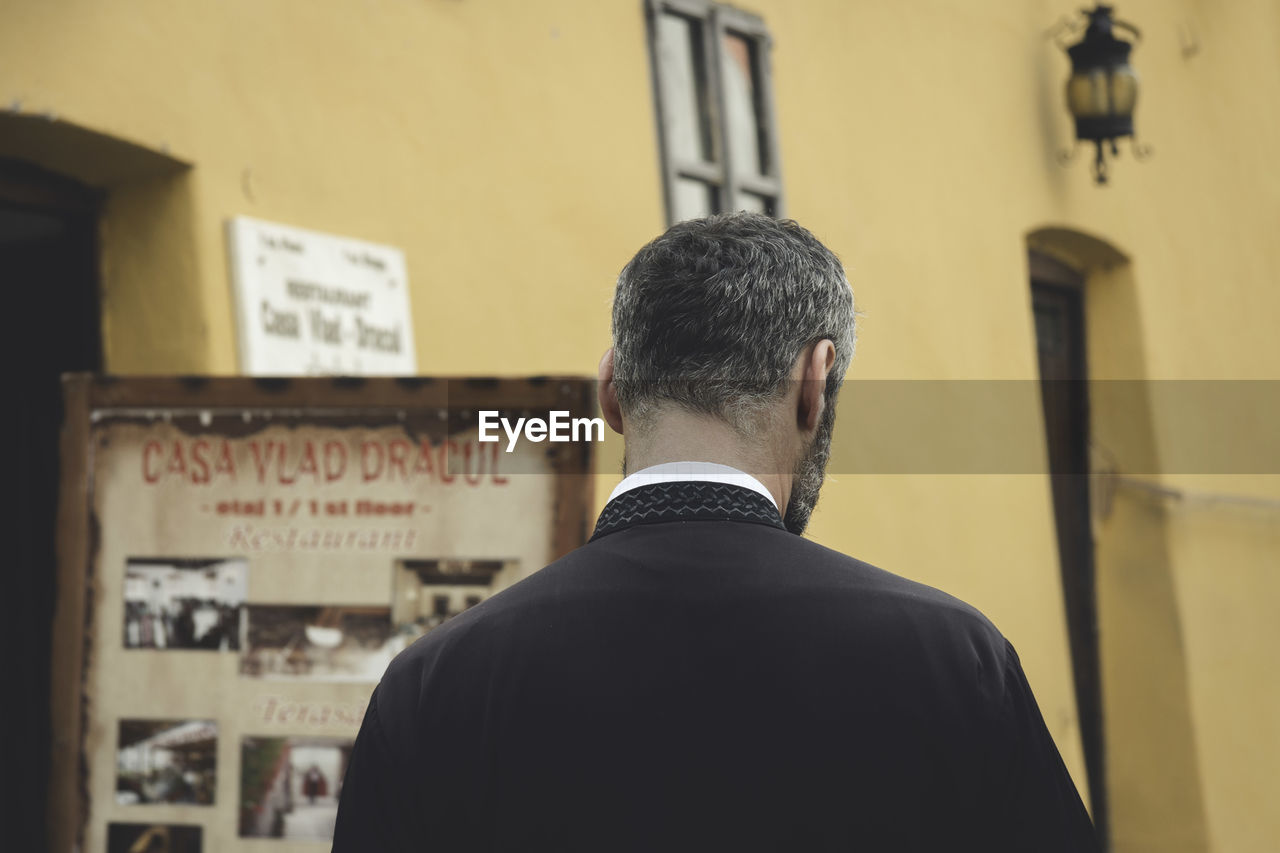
[597,348,625,435]
[797,340,836,433]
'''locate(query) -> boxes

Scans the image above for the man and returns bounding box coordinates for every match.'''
[332,213,1099,851]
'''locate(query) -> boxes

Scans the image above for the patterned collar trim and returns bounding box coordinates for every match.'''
[591,481,787,541]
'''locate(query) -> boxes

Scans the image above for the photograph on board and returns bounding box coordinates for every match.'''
[107,822,202,853]
[391,558,511,637]
[238,605,396,681]
[240,736,353,841]
[115,719,217,806]
[123,557,247,651]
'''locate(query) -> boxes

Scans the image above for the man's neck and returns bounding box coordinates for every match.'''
[623,410,793,512]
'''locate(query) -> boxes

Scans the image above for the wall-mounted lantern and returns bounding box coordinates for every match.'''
[1061,4,1146,184]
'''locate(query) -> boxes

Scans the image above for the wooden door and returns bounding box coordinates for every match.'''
[1030,251,1109,848]
[1,159,102,852]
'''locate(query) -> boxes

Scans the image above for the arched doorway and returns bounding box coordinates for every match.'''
[1028,248,1108,846]
[2,158,103,851]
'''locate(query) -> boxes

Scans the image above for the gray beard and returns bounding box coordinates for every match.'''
[783,391,837,536]
[617,391,838,535]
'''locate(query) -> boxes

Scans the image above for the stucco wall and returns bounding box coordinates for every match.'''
[4,1,1277,849]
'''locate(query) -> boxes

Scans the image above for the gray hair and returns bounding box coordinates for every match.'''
[611,212,856,433]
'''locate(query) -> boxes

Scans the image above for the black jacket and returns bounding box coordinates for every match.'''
[332,482,1099,851]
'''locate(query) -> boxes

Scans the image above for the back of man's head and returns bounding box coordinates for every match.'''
[611,212,855,434]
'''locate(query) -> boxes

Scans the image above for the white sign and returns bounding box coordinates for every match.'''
[226,216,417,375]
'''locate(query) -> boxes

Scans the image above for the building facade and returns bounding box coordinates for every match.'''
[4,1,1278,850]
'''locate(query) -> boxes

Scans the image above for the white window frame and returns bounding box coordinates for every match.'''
[645,0,785,223]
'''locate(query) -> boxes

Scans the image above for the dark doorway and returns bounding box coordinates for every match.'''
[1030,251,1108,849]
[2,159,102,851]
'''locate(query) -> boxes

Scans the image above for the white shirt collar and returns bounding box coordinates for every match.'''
[607,461,779,510]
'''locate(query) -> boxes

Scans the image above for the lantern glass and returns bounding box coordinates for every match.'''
[1067,70,1108,117]
[1108,64,1139,114]
[1066,63,1138,119]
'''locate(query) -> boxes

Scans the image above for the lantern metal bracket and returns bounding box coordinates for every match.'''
[1047,8,1141,50]
[1057,137,1153,185]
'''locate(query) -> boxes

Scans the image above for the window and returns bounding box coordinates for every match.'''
[646,0,784,223]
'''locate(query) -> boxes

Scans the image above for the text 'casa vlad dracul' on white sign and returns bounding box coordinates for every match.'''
[226,216,417,376]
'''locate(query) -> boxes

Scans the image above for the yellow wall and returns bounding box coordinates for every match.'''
[4,0,660,375]
[5,1,1278,850]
